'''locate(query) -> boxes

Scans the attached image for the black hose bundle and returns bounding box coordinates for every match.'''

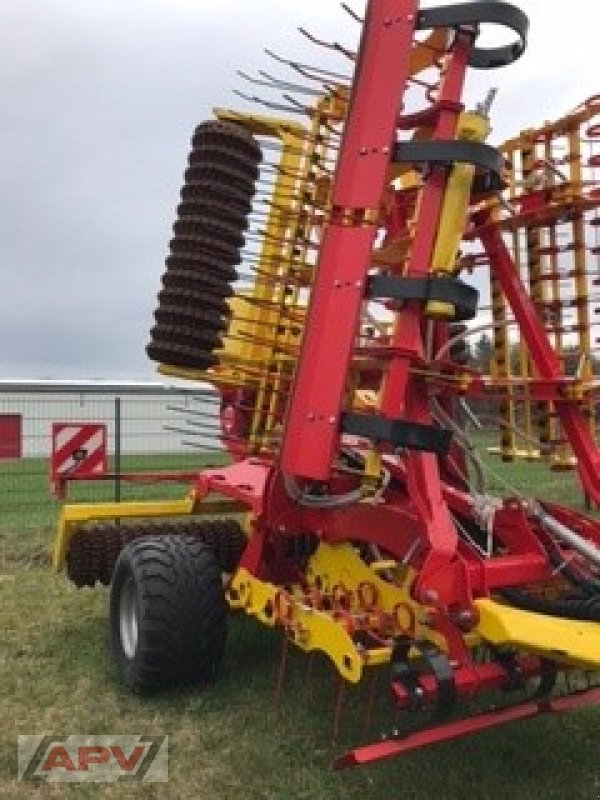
[501,587,600,623]
[147,120,261,370]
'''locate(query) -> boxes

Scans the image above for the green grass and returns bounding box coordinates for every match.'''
[1,445,599,798]
[0,452,229,532]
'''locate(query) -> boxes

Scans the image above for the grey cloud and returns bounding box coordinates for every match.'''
[0,0,595,378]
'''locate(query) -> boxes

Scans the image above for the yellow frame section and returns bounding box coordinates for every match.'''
[228,566,363,683]
[426,109,489,318]
[475,597,600,670]
[52,495,242,573]
[228,542,447,683]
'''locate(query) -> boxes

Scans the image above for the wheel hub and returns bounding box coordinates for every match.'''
[119,576,139,660]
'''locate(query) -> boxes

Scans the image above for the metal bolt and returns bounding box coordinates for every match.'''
[329,416,336,424]
[307,412,315,421]
[359,147,368,155]
[355,280,362,288]
[422,589,439,604]
[455,608,475,628]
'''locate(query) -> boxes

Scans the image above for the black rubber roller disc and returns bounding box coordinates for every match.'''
[150,322,223,348]
[155,298,232,321]
[169,234,240,264]
[184,163,256,195]
[160,280,233,305]
[154,298,228,332]
[189,148,259,183]
[189,144,260,179]
[165,254,239,281]
[181,180,254,214]
[161,281,233,305]
[146,341,218,370]
[149,326,222,354]
[157,289,230,314]
[154,297,226,328]
[177,199,248,232]
[161,269,234,295]
[155,298,232,320]
[191,120,262,163]
[173,216,246,250]
[153,312,228,336]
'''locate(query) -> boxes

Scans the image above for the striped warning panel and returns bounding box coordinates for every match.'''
[51,423,107,481]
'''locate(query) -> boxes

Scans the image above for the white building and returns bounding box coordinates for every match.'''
[0,380,222,459]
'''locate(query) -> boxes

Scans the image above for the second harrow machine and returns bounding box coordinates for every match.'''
[53,0,600,767]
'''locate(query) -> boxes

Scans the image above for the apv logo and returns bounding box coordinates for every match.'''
[17,735,168,783]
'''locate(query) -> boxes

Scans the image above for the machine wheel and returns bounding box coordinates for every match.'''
[109,535,227,692]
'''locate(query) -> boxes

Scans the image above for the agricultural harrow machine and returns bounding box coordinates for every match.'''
[52,0,600,767]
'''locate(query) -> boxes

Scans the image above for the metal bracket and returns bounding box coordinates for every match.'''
[340,413,453,455]
[416,1,529,69]
[366,274,479,322]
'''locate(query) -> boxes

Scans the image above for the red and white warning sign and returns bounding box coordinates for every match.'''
[50,423,107,491]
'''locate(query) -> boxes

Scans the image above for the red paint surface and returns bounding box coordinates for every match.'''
[0,414,22,459]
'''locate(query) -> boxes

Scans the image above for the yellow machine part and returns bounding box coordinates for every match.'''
[426,110,490,318]
[305,542,442,645]
[228,567,364,683]
[227,293,303,367]
[228,542,447,683]
[475,597,600,670]
[51,495,242,573]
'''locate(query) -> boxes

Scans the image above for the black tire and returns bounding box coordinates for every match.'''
[109,535,227,692]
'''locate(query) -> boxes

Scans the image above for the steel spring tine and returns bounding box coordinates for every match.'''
[255,69,326,97]
[264,48,352,81]
[232,90,308,116]
[282,93,316,115]
[247,230,319,248]
[239,249,313,265]
[341,2,363,23]
[167,404,221,416]
[298,27,356,61]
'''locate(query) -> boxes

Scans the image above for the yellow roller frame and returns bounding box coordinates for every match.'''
[51,495,242,573]
[228,566,364,683]
[427,109,490,318]
[475,597,600,670]
[228,542,447,683]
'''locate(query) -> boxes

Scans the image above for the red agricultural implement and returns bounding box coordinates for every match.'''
[52,0,600,768]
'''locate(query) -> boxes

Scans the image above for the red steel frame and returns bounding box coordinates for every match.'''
[185,0,600,635]
[475,211,600,504]
[335,686,600,768]
[280,0,420,480]
[170,0,600,766]
[280,0,478,602]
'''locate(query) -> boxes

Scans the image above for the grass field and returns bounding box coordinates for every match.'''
[0,452,228,531]
[1,447,599,799]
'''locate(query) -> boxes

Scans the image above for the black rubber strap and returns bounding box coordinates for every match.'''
[416,1,529,69]
[366,275,479,322]
[340,413,452,455]
[393,139,503,177]
[472,170,506,195]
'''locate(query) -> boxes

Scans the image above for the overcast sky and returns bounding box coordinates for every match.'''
[1,0,598,379]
